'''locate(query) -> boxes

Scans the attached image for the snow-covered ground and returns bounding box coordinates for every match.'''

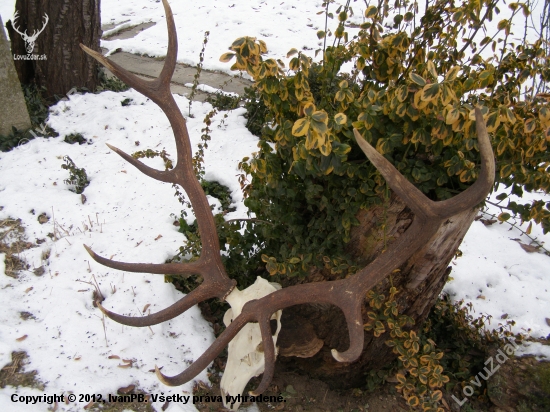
[1,1,549,411]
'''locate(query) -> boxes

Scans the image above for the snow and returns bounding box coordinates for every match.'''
[1,1,549,411]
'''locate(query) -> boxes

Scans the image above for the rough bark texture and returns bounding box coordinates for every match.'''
[6,0,101,98]
[278,193,479,389]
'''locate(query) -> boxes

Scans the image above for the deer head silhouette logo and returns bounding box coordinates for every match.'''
[12,11,49,54]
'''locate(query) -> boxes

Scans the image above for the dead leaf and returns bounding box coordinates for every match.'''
[480,218,497,226]
[117,384,135,394]
[154,234,163,241]
[519,242,540,253]
[161,401,170,411]
[108,355,120,359]
[77,289,88,292]
[74,356,82,361]
[143,303,150,313]
[117,363,132,369]
[120,170,127,174]
[25,287,33,293]
[477,295,486,300]
[16,335,28,341]
[83,400,94,409]
[546,318,550,327]
[501,313,509,319]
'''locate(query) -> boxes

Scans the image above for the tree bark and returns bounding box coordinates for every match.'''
[6,0,101,98]
[278,193,479,389]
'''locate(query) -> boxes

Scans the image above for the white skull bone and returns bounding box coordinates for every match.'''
[220,276,282,411]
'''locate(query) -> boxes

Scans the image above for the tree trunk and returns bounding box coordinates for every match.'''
[278,193,478,389]
[6,0,101,98]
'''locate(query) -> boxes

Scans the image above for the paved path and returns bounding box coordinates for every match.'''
[102,23,252,102]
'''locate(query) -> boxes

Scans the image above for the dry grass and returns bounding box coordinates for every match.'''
[0,218,33,278]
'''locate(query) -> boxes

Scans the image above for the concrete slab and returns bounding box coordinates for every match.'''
[100,20,252,101]
[103,22,157,41]
[105,51,252,98]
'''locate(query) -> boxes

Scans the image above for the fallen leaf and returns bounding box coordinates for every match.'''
[501,313,509,319]
[161,401,170,411]
[117,384,135,394]
[476,295,486,300]
[154,234,163,241]
[108,355,120,359]
[118,363,132,369]
[480,218,497,226]
[143,304,150,313]
[74,356,82,361]
[16,335,28,341]
[120,170,127,174]
[25,287,33,293]
[83,400,94,409]
[518,242,540,253]
[546,318,550,327]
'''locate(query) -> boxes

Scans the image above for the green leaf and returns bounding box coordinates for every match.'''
[303,103,315,117]
[427,60,438,79]
[334,113,347,125]
[500,164,514,178]
[497,19,509,30]
[292,118,310,137]
[409,72,426,87]
[312,110,328,124]
[498,212,511,222]
[219,52,235,63]
[365,5,378,18]
[445,66,460,81]
[420,83,440,102]
[287,48,299,58]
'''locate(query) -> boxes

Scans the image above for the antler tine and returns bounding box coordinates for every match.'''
[104,143,176,183]
[353,129,434,219]
[12,11,27,36]
[83,244,203,276]
[433,107,495,217]
[249,316,277,396]
[156,312,253,386]
[79,0,176,105]
[353,107,495,220]
[95,286,228,327]
[330,302,364,362]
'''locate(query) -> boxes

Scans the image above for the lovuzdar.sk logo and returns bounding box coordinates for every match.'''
[11,11,48,61]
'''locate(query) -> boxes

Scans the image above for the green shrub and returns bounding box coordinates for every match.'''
[212,0,550,282]
[61,156,89,194]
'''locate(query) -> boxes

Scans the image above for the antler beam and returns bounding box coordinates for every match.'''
[81,0,495,396]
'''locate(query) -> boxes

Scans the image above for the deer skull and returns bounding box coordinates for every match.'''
[221,277,282,411]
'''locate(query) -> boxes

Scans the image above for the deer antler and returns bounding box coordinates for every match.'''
[11,11,28,38]
[81,0,495,396]
[30,13,49,40]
